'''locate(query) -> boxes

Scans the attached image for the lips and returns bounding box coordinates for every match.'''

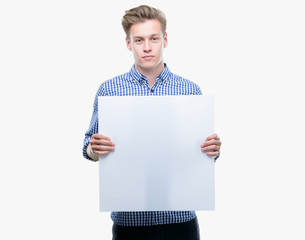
[143,55,154,60]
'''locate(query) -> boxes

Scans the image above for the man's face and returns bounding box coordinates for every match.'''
[126,19,168,73]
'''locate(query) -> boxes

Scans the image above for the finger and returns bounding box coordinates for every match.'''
[201,139,221,148]
[206,133,218,140]
[201,145,220,152]
[92,139,115,146]
[205,133,219,141]
[92,145,115,152]
[206,151,219,157]
[90,137,115,146]
[92,134,111,141]
[93,150,111,156]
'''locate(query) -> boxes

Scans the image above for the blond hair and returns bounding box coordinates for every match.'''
[122,5,167,39]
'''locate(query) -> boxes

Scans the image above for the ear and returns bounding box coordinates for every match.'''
[163,32,168,48]
[126,36,132,51]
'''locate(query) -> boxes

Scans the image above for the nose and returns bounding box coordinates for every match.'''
[143,40,151,52]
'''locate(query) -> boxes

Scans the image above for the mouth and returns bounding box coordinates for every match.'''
[142,55,154,60]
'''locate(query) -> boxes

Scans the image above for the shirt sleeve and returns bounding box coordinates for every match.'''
[82,84,106,160]
[194,83,202,95]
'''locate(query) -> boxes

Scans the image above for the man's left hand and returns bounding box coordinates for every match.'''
[201,133,221,157]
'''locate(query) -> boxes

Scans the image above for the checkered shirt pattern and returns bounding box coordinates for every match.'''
[83,64,202,226]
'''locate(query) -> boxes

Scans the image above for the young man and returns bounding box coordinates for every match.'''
[83,5,221,240]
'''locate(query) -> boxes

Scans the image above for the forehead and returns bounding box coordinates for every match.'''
[129,19,163,38]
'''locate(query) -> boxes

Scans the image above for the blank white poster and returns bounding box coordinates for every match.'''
[98,95,215,211]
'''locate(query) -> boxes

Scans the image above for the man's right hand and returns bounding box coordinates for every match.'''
[90,134,115,156]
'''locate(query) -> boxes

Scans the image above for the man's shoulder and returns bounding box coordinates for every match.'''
[95,71,132,96]
[102,72,130,86]
[171,73,197,85]
[169,73,202,94]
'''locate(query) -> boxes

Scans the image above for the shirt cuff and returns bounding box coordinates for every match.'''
[214,152,220,162]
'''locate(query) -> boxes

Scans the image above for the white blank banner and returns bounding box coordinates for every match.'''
[98,95,215,211]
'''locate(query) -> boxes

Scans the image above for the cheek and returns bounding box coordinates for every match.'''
[157,45,164,55]
[132,46,142,56]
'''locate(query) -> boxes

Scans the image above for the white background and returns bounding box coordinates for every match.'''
[0,0,304,239]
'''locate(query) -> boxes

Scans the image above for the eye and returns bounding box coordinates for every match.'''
[135,39,142,43]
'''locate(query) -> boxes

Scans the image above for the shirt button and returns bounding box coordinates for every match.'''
[151,89,154,93]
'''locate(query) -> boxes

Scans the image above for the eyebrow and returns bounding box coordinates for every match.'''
[133,34,161,39]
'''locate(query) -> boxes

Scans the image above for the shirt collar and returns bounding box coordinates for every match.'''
[129,63,171,83]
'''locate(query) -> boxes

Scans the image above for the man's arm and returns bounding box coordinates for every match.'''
[83,84,108,160]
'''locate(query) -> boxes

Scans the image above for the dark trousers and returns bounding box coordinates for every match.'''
[112,217,200,240]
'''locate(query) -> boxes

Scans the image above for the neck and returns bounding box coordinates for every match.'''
[135,62,164,87]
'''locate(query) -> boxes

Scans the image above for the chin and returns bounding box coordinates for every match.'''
[139,62,157,69]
